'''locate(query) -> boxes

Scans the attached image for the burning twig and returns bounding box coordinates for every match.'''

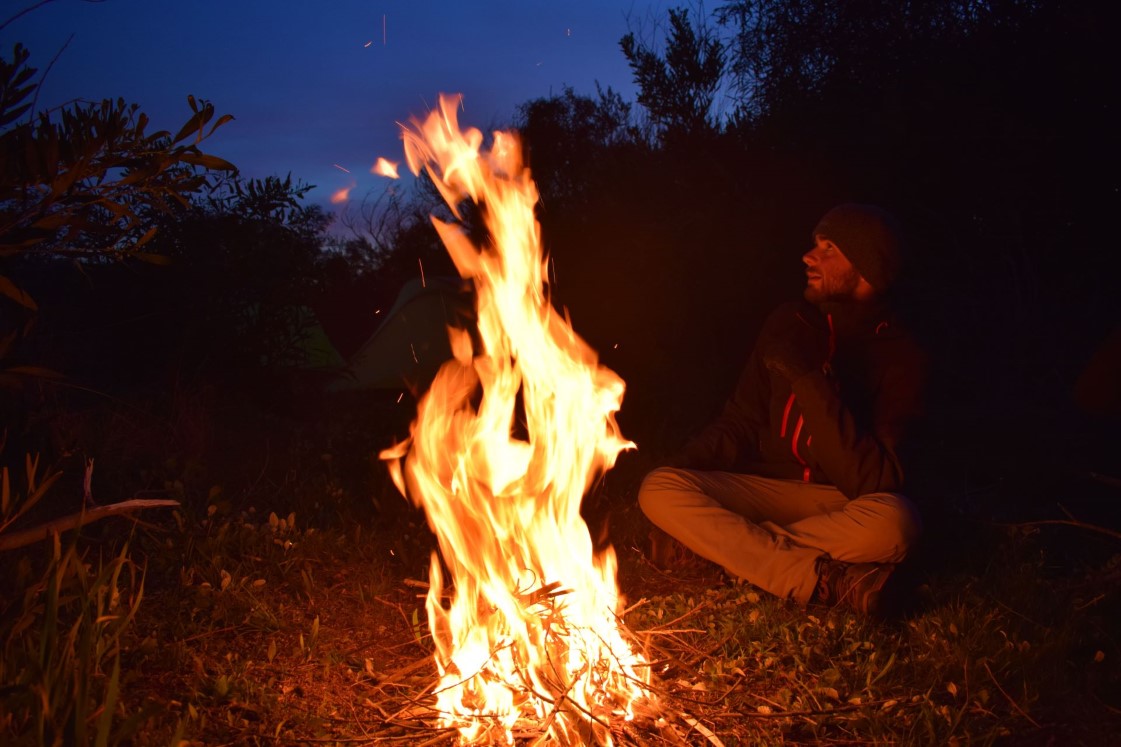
[679,713,726,747]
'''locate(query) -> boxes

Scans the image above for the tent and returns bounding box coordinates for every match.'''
[329,276,474,392]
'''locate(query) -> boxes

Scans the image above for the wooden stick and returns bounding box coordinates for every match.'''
[0,498,179,551]
[999,518,1121,542]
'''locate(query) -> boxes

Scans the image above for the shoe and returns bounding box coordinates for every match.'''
[647,527,701,571]
[812,556,893,616]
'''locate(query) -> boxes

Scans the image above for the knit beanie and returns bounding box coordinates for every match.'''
[812,203,903,292]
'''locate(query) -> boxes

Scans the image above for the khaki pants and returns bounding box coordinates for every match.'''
[638,467,923,604]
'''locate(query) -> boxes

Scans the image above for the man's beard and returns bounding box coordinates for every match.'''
[803,267,862,304]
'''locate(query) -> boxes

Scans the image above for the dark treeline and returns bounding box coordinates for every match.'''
[516,0,1120,519]
[2,0,1118,525]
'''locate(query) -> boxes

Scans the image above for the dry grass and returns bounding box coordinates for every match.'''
[3,480,1120,746]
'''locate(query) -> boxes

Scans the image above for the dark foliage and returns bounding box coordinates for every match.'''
[514,1,1121,523]
[3,0,1119,539]
[621,8,726,141]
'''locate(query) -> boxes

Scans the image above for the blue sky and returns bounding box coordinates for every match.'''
[4,0,665,218]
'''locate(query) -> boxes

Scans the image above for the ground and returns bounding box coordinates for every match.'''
[3,449,1121,745]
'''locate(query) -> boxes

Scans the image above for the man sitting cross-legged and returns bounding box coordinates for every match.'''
[639,204,927,615]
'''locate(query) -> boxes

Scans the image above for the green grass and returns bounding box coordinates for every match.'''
[2,470,1119,745]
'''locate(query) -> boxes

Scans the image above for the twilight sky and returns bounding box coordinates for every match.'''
[5,0,664,219]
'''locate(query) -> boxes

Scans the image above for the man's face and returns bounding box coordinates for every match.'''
[802,236,865,303]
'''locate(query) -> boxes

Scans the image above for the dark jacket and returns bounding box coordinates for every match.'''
[674,299,928,499]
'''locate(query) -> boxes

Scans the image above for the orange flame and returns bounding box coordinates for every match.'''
[372,156,400,179]
[330,184,352,204]
[381,94,651,744]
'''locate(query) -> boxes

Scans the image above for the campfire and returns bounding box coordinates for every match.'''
[380,94,653,744]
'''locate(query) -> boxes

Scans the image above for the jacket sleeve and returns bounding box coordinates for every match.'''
[671,339,771,471]
[791,348,927,499]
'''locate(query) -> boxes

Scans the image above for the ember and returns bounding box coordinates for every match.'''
[372,156,400,179]
[381,94,653,745]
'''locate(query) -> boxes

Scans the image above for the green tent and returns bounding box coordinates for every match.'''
[329,277,474,392]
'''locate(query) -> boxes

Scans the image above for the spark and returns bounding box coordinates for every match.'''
[418,258,426,287]
[396,393,404,404]
[409,343,418,364]
[364,41,373,48]
[372,157,400,179]
[383,14,387,46]
[333,163,351,173]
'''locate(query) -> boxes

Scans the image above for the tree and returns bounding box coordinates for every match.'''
[715,0,1045,121]
[0,43,235,314]
[517,85,635,208]
[142,173,330,375]
[620,8,726,141]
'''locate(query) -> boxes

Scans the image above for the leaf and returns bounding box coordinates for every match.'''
[0,275,37,310]
[172,111,205,144]
[130,251,173,267]
[866,650,896,688]
[207,113,236,138]
[30,211,74,230]
[94,655,122,747]
[0,102,31,127]
[177,152,237,171]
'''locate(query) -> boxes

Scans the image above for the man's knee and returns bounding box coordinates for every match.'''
[888,493,923,549]
[637,467,689,525]
[878,491,923,549]
[857,492,923,560]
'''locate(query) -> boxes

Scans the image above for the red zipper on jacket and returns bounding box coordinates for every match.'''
[782,312,836,482]
[780,392,795,437]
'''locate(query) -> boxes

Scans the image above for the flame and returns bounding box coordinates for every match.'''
[372,156,400,179]
[330,184,353,204]
[381,93,651,745]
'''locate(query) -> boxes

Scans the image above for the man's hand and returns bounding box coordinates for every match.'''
[763,316,829,381]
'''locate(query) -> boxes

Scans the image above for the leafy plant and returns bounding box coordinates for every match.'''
[0,43,235,270]
[0,41,237,384]
[0,453,61,536]
[0,460,151,746]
